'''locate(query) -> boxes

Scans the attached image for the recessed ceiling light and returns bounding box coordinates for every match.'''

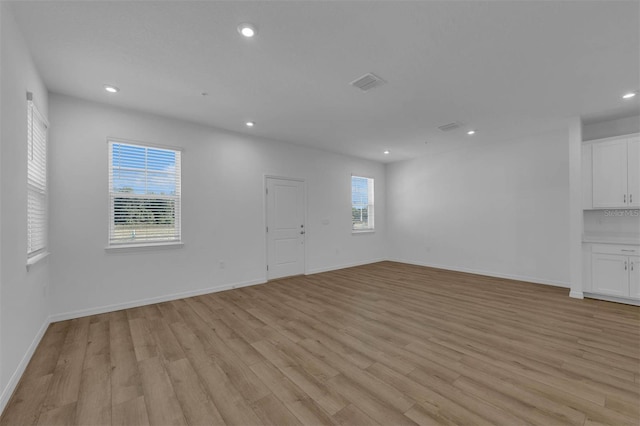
[245,121,255,127]
[383,150,390,155]
[104,84,119,93]
[622,92,637,99]
[467,130,476,135]
[238,24,257,38]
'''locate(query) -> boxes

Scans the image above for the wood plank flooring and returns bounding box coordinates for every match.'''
[2,261,639,425]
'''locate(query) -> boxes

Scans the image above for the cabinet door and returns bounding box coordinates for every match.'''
[592,139,628,208]
[629,256,640,299]
[582,145,593,209]
[591,254,629,297]
[627,137,640,208]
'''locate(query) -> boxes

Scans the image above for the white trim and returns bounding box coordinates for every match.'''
[569,290,584,299]
[306,258,386,275]
[568,117,584,298]
[582,132,639,144]
[26,251,50,270]
[584,292,640,306]
[105,242,184,253]
[49,278,266,322]
[0,317,50,414]
[350,172,375,179]
[263,174,305,183]
[107,136,184,153]
[388,258,571,288]
[352,230,375,235]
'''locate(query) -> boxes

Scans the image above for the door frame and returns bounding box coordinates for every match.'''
[264,175,308,280]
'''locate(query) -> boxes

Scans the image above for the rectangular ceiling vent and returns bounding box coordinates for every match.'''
[350,73,386,92]
[438,122,462,132]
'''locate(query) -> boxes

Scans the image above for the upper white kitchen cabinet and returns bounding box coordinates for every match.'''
[628,138,640,208]
[591,134,640,209]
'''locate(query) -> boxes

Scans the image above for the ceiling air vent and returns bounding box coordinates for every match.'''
[438,122,462,132]
[350,73,386,92]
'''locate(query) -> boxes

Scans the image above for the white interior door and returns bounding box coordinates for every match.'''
[266,177,305,279]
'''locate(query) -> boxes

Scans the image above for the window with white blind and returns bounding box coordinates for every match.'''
[27,96,49,259]
[108,140,182,247]
[352,175,374,231]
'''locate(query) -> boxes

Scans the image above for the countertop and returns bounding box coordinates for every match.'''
[582,232,640,245]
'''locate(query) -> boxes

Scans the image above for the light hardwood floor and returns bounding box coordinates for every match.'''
[1,261,639,425]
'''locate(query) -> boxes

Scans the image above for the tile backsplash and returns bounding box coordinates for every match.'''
[583,209,640,238]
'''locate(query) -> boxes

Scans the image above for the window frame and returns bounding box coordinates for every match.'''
[351,174,375,233]
[106,138,183,250]
[26,94,49,266]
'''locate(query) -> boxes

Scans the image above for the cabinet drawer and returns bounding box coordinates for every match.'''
[591,244,639,255]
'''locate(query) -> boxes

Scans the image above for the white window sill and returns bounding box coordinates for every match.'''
[26,251,50,270]
[105,241,184,253]
[352,229,375,235]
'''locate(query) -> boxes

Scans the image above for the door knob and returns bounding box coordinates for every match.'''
[300,231,305,235]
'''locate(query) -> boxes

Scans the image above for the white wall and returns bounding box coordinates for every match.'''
[48,93,386,319]
[0,3,51,410]
[386,129,570,287]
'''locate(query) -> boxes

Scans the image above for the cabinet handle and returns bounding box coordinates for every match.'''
[624,194,626,204]
[621,249,636,252]
[624,261,627,271]
[631,194,633,203]
[632,262,634,271]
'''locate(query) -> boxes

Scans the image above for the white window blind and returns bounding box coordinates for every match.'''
[352,175,374,231]
[108,141,182,246]
[27,97,48,258]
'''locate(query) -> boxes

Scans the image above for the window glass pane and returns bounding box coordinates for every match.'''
[27,101,47,257]
[352,176,374,231]
[109,141,181,245]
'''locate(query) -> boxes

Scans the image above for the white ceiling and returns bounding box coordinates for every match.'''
[9,0,640,163]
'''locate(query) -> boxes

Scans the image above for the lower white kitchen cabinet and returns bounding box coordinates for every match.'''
[592,254,631,297]
[591,244,640,301]
[629,255,640,299]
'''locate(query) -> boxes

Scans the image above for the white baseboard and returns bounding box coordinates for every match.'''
[0,258,574,416]
[584,292,640,306]
[388,258,571,289]
[51,258,388,322]
[0,316,51,414]
[569,290,584,299]
[306,258,386,275]
[50,278,267,323]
